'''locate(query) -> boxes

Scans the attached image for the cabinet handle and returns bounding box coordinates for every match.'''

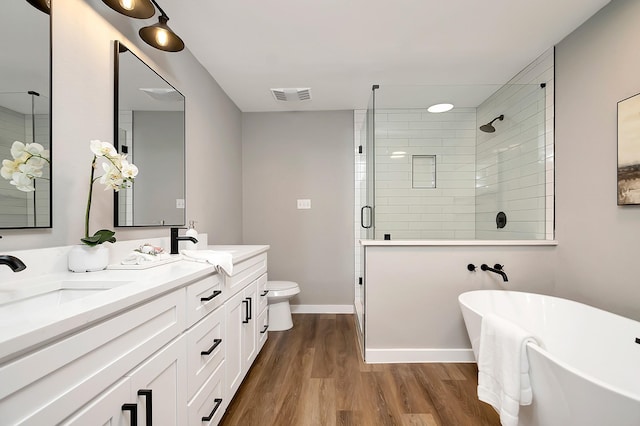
[260,290,269,297]
[122,403,138,426]
[201,338,222,356]
[137,389,152,426]
[242,300,249,323]
[246,297,252,320]
[260,324,268,334]
[201,398,223,422]
[200,290,222,302]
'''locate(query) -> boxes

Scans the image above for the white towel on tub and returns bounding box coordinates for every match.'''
[181,250,233,276]
[477,313,537,426]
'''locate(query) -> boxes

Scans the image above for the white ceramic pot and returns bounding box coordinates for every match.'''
[68,244,109,272]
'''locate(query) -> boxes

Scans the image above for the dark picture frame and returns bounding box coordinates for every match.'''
[617,92,640,205]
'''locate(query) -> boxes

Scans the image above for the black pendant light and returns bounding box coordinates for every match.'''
[26,0,50,15]
[102,0,155,19]
[139,13,184,52]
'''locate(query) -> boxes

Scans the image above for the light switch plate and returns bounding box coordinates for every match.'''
[297,199,311,209]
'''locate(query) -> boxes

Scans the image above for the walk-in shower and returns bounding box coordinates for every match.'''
[353,50,554,338]
[357,80,553,242]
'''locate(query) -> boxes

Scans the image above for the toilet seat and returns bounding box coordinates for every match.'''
[266,281,300,298]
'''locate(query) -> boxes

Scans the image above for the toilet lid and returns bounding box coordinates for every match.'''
[267,281,298,290]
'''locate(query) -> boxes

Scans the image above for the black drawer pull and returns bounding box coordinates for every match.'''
[242,300,249,323]
[260,290,269,297]
[122,403,138,426]
[201,338,222,356]
[137,389,152,426]
[246,297,252,320]
[201,398,223,422]
[200,290,222,302]
[260,324,268,334]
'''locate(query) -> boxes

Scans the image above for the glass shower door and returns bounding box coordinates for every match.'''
[355,86,377,353]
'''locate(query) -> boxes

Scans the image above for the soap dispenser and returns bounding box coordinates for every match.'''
[184,220,198,250]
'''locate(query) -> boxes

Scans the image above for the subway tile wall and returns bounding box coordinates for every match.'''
[475,48,554,240]
[373,108,477,239]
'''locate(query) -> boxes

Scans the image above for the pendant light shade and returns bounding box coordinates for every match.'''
[26,0,51,15]
[139,15,184,52]
[102,0,155,19]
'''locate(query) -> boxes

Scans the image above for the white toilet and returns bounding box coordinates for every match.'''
[266,281,300,331]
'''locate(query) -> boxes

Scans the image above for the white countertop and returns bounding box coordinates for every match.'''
[0,244,269,364]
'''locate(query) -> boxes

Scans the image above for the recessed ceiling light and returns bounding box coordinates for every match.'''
[427,103,454,113]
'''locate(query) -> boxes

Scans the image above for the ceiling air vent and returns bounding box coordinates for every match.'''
[271,88,312,102]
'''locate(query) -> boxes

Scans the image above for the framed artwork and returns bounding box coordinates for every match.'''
[617,92,640,205]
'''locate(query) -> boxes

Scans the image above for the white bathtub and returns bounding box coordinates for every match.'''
[458,290,640,426]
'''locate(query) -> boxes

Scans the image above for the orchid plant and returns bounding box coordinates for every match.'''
[82,140,138,246]
[1,141,50,192]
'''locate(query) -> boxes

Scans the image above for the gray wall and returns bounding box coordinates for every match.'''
[242,111,354,307]
[133,111,184,226]
[555,0,640,321]
[0,0,243,250]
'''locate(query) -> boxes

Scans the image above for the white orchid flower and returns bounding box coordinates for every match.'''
[18,162,43,178]
[1,159,21,179]
[26,155,47,168]
[10,171,35,192]
[10,141,27,160]
[120,160,139,179]
[24,142,46,156]
[90,139,118,158]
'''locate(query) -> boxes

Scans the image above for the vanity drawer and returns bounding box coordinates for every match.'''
[257,307,269,352]
[0,289,185,425]
[188,361,226,426]
[186,273,224,327]
[257,273,268,316]
[225,253,267,297]
[186,305,225,398]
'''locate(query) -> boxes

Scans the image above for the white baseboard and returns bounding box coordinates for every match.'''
[365,348,475,364]
[291,304,354,314]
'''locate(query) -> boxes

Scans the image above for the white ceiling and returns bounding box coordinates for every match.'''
[161,0,611,112]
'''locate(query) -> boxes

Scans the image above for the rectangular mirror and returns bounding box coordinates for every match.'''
[114,41,185,227]
[0,0,51,228]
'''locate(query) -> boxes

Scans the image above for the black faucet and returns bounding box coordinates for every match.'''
[170,227,198,254]
[0,255,27,272]
[481,263,508,282]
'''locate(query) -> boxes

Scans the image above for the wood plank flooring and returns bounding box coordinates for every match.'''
[220,314,499,426]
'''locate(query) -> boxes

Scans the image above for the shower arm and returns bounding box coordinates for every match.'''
[488,114,504,125]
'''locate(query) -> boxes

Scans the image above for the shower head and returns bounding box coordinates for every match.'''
[479,114,504,133]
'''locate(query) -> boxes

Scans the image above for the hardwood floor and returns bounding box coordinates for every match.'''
[220,314,499,426]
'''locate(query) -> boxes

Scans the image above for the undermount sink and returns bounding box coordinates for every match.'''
[0,280,132,318]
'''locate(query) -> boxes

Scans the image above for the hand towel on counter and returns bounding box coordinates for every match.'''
[181,250,233,276]
[477,313,538,426]
[121,251,171,265]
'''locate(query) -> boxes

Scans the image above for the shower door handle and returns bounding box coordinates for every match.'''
[361,206,372,229]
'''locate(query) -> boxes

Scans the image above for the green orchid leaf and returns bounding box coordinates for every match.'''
[81,229,116,246]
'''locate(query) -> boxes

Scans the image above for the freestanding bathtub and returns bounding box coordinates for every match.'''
[458,290,640,426]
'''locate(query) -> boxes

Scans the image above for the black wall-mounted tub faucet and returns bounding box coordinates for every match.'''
[0,255,27,272]
[481,263,508,282]
[170,227,199,254]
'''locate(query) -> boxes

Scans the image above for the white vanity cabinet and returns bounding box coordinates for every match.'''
[223,252,267,402]
[62,334,187,425]
[0,289,185,425]
[256,273,269,352]
[0,246,269,426]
